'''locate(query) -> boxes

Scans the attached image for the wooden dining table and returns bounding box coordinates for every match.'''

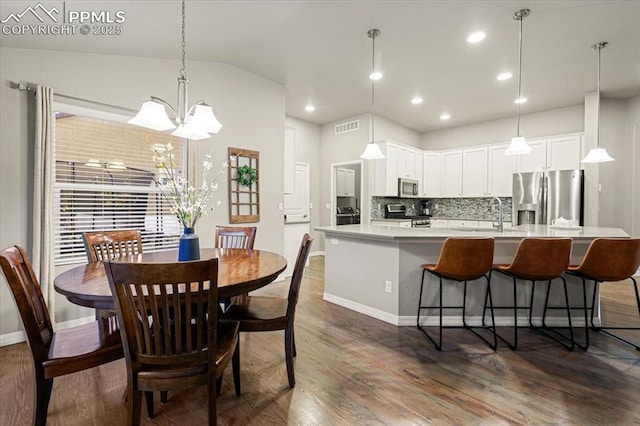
[54,248,287,310]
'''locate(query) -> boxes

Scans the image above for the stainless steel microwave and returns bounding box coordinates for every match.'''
[398,178,419,197]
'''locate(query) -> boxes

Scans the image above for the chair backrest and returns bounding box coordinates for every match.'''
[286,234,314,318]
[83,229,143,263]
[104,259,218,368]
[214,226,257,249]
[575,238,640,281]
[433,237,495,281]
[507,237,572,280]
[0,246,53,364]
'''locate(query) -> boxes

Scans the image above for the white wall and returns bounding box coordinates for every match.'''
[0,47,285,336]
[284,116,322,248]
[421,104,584,149]
[629,95,640,237]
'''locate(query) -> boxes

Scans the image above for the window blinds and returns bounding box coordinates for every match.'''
[54,114,185,264]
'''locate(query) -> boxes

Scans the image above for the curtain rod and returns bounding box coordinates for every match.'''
[9,80,137,113]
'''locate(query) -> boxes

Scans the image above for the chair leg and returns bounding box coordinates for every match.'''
[416,269,427,328]
[417,270,444,350]
[597,277,640,350]
[216,376,223,396]
[34,372,53,426]
[144,391,154,418]
[539,278,575,351]
[160,391,168,403]
[578,277,590,350]
[529,280,537,327]
[292,326,297,357]
[232,338,241,396]
[129,387,143,426]
[208,372,217,426]
[512,276,519,350]
[485,274,498,350]
[561,276,575,351]
[285,324,295,388]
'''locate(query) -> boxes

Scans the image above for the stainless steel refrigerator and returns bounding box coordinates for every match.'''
[512,169,584,226]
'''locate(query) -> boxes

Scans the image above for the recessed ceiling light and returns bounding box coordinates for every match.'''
[440,113,451,120]
[369,72,383,80]
[467,31,486,43]
[497,72,513,81]
[411,97,423,105]
[514,97,527,104]
[305,104,316,112]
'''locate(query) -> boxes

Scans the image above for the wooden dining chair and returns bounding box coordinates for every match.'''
[82,229,143,263]
[214,226,257,249]
[104,258,239,425]
[223,234,313,390]
[0,245,123,426]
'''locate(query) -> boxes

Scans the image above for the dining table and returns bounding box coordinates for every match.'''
[54,248,287,310]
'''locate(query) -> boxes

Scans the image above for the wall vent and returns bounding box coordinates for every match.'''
[335,120,359,134]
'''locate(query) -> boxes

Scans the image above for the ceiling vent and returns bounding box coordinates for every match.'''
[335,120,359,135]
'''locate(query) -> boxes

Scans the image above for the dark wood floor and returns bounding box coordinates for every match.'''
[1,256,639,425]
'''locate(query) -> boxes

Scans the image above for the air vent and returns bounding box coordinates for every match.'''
[335,120,359,134]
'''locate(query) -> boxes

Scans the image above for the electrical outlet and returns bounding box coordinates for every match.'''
[385,280,392,293]
[330,238,339,245]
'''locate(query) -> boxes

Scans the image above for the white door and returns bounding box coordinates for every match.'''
[284,162,310,277]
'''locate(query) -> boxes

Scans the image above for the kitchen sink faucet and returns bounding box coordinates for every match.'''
[492,197,504,233]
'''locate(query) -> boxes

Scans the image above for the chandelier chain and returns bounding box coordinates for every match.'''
[180,0,186,79]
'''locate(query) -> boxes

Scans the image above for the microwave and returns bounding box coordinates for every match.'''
[398,178,419,197]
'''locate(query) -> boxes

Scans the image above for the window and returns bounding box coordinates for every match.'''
[53,108,186,265]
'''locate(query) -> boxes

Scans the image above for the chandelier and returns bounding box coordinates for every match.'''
[128,0,222,140]
[360,29,385,160]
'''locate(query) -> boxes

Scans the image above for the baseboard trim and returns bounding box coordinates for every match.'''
[310,251,324,258]
[0,315,95,348]
[323,293,399,325]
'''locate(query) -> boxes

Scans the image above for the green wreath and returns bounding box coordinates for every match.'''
[237,165,258,187]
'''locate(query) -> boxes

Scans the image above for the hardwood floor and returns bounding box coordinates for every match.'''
[1,256,639,425]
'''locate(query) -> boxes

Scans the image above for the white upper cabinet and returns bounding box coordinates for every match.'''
[487,144,514,197]
[462,147,488,196]
[442,150,463,197]
[373,140,422,196]
[423,152,442,197]
[336,167,356,197]
[515,134,582,173]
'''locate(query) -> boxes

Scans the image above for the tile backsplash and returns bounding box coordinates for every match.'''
[371,197,512,222]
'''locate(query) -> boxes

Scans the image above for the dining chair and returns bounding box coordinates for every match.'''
[417,237,497,351]
[0,245,123,426]
[104,258,239,425]
[223,233,313,390]
[565,237,640,350]
[82,229,143,263]
[214,226,257,249]
[486,237,574,351]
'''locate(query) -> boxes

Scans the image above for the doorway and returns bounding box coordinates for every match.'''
[331,161,363,226]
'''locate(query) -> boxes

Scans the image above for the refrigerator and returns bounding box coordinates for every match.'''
[512,169,584,226]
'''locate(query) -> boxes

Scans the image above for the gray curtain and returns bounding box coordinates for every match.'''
[32,85,56,324]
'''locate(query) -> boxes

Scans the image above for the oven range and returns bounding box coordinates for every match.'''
[384,204,431,228]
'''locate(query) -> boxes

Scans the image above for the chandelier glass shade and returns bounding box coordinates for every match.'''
[128,0,222,140]
[505,9,531,156]
[360,29,385,160]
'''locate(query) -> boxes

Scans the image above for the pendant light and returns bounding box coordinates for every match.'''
[505,9,531,156]
[360,29,385,160]
[581,42,615,163]
[129,0,222,140]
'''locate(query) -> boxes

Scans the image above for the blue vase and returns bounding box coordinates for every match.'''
[178,227,200,261]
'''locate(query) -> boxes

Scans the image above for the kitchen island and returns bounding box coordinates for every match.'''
[315,224,629,326]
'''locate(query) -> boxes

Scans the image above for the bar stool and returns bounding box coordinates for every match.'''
[417,237,496,351]
[565,238,640,350]
[486,238,573,351]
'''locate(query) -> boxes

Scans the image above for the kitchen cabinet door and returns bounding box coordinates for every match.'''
[442,150,463,197]
[423,152,442,197]
[488,144,514,196]
[547,134,581,171]
[515,139,546,173]
[336,167,355,197]
[462,147,488,197]
[284,127,296,194]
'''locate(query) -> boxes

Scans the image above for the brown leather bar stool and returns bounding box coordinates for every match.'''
[565,238,640,350]
[417,237,496,351]
[486,238,574,351]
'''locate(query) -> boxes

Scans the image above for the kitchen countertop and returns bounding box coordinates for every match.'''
[316,224,629,240]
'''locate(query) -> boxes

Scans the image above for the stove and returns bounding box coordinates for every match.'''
[336,206,361,225]
[385,204,431,227]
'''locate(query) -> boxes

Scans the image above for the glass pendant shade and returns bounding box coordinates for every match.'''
[190,104,223,134]
[505,136,531,155]
[129,101,177,131]
[171,122,211,140]
[360,142,385,160]
[581,147,615,163]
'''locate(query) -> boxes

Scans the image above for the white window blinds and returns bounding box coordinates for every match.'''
[54,114,185,265]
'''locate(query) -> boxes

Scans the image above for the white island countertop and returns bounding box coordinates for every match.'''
[315,224,629,241]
